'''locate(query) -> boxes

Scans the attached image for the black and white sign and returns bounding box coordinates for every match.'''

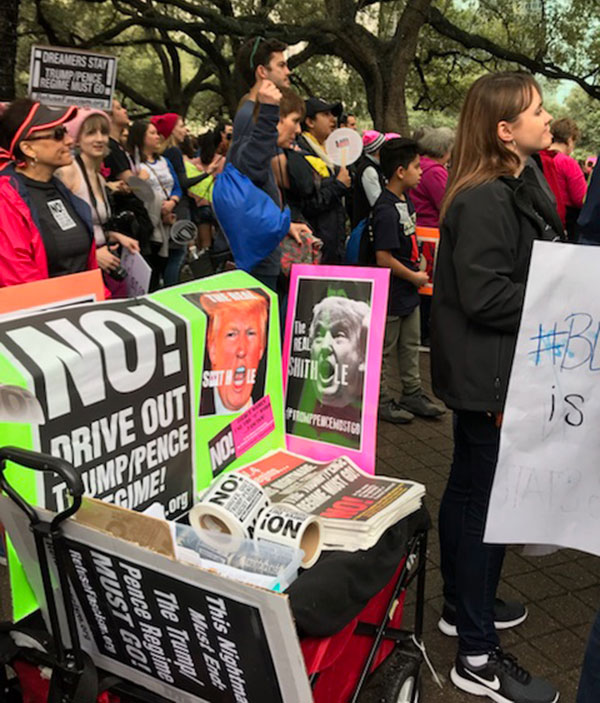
[0,299,194,519]
[28,45,117,110]
[66,540,284,702]
[0,496,313,703]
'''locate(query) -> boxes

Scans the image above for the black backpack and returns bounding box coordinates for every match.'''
[358,215,377,266]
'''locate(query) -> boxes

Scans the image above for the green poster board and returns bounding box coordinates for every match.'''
[0,272,284,620]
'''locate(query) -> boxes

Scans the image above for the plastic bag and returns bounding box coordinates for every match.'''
[212,163,291,272]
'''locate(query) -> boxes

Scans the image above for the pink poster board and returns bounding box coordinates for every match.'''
[282,265,390,474]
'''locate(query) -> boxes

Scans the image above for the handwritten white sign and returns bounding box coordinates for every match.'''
[485,241,600,557]
[121,250,152,298]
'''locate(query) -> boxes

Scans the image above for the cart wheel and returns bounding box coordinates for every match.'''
[357,647,421,703]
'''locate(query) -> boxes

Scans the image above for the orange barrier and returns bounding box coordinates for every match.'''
[416,226,440,296]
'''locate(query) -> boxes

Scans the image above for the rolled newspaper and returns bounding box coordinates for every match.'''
[254,503,322,568]
[188,472,270,539]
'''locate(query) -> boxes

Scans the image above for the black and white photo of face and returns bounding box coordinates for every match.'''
[309,297,369,408]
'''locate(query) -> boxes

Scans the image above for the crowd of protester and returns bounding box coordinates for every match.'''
[1,35,600,703]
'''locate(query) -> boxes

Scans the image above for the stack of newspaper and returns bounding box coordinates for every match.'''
[235,450,425,551]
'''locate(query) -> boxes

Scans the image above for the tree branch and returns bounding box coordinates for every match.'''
[428,6,600,100]
[116,77,165,113]
[104,37,205,60]
[34,0,61,44]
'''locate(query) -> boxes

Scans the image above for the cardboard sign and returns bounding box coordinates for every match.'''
[0,272,284,620]
[121,250,152,298]
[485,242,600,556]
[28,45,117,110]
[0,269,105,318]
[0,297,194,516]
[415,226,439,296]
[184,288,271,418]
[282,265,389,473]
[0,495,312,703]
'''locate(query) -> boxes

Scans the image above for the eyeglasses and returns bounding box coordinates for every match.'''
[23,125,69,142]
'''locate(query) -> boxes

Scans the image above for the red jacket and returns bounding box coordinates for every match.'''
[0,168,98,288]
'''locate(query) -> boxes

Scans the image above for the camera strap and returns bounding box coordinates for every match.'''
[144,159,171,200]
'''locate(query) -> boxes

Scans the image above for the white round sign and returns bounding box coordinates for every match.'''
[325,128,363,167]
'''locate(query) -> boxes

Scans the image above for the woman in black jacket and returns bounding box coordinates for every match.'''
[430,72,562,703]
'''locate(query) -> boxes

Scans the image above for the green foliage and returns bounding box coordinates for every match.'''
[559,87,600,158]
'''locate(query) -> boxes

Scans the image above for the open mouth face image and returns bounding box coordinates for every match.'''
[204,293,268,413]
[309,297,368,408]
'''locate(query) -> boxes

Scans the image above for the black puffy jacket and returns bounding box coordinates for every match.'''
[287,135,349,264]
[430,173,563,413]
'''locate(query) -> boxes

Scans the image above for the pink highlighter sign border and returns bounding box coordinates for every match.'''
[282,264,390,475]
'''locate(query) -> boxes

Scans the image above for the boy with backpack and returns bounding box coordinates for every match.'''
[373,138,445,423]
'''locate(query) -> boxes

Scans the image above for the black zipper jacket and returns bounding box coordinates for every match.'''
[430,172,563,412]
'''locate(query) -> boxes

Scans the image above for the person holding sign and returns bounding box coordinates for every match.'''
[0,99,100,287]
[291,98,351,264]
[431,73,563,703]
[57,107,140,297]
[126,120,183,290]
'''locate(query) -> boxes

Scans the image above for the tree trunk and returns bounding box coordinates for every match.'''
[380,0,432,134]
[0,0,19,101]
[334,0,431,134]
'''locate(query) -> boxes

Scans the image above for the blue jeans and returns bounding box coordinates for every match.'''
[439,410,505,654]
[577,607,600,702]
[164,247,187,287]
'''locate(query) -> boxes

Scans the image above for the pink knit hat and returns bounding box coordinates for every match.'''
[385,132,401,140]
[362,130,385,154]
[65,107,110,143]
[150,113,179,139]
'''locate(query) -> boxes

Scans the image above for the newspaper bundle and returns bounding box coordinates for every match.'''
[235,450,425,551]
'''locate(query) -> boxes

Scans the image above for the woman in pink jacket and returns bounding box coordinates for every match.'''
[0,99,98,287]
[539,117,587,238]
[410,127,454,347]
[410,127,455,227]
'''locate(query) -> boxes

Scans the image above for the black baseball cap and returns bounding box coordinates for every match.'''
[304,97,343,119]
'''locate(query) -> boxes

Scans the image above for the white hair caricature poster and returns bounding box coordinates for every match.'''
[282,265,389,474]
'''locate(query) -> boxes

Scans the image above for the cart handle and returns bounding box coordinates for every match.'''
[0,446,84,530]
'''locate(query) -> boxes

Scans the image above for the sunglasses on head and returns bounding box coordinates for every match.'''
[24,125,69,142]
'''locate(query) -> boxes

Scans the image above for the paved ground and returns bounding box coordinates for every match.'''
[0,355,597,702]
[378,354,597,703]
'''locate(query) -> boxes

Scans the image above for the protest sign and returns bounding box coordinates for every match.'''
[282,265,389,474]
[325,128,363,167]
[0,271,284,620]
[28,45,117,110]
[0,496,312,703]
[0,297,194,516]
[121,250,152,298]
[208,396,276,478]
[184,288,271,418]
[485,241,600,556]
[0,269,104,318]
[415,226,439,296]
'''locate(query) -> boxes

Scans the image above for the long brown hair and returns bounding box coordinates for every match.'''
[440,72,541,221]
